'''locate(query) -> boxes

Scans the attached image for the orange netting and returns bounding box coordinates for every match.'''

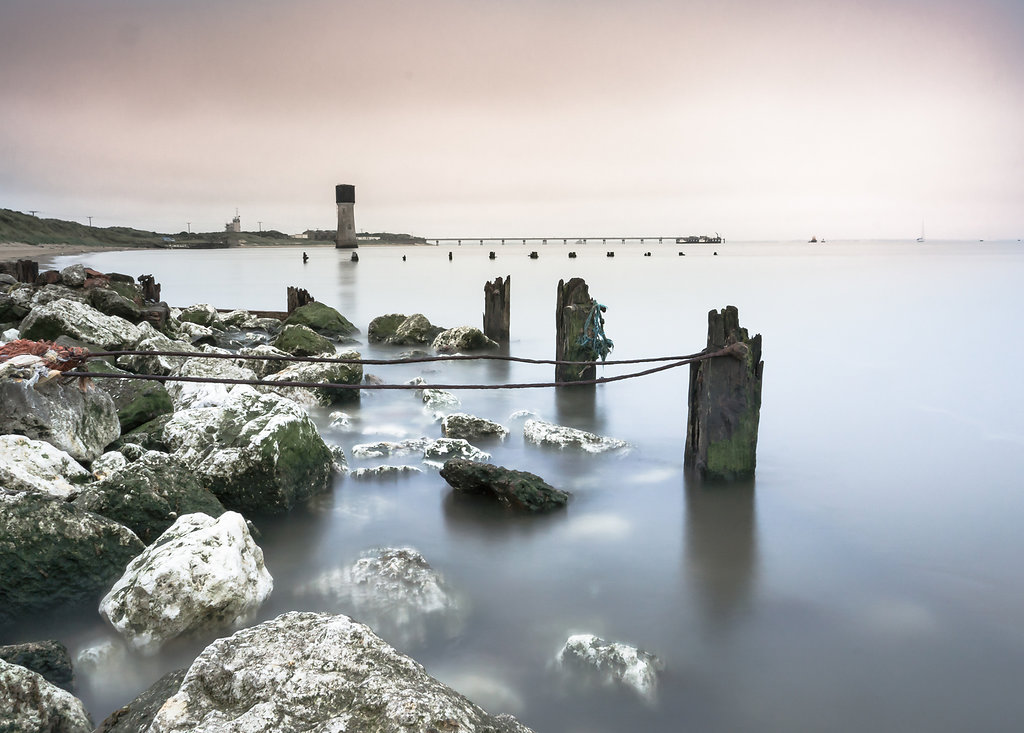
[0,339,92,372]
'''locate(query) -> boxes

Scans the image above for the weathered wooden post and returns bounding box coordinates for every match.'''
[287,286,314,315]
[555,277,609,383]
[138,274,161,303]
[483,275,510,345]
[15,259,38,283]
[685,305,763,481]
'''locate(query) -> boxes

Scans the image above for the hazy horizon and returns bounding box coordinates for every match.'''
[2,0,1021,241]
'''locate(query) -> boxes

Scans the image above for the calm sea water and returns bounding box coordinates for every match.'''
[28,240,1024,731]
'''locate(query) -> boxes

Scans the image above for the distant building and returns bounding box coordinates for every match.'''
[225,210,241,233]
[336,184,357,249]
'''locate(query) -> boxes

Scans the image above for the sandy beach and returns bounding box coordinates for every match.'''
[0,242,133,261]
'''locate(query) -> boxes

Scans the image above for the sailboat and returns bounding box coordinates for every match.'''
[916,221,925,242]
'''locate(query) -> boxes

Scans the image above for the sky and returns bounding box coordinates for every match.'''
[1,0,1022,240]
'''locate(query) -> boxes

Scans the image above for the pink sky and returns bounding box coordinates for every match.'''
[2,0,1021,239]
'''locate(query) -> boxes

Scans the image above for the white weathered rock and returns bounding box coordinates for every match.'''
[431,325,499,354]
[59,263,87,288]
[19,298,142,349]
[328,444,348,474]
[100,511,273,654]
[165,352,257,410]
[296,547,463,647]
[90,450,129,479]
[441,412,510,440]
[176,320,217,344]
[258,349,362,406]
[149,611,533,733]
[220,309,262,329]
[327,410,353,430]
[1,327,20,343]
[117,323,197,375]
[523,419,629,454]
[0,434,91,499]
[236,344,291,378]
[352,437,432,459]
[423,438,490,467]
[349,465,423,480]
[177,303,223,329]
[557,634,664,700]
[0,658,93,733]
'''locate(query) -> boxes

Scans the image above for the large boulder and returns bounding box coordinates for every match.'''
[0,434,91,499]
[72,450,226,544]
[115,323,197,376]
[0,377,121,462]
[0,658,92,733]
[273,323,336,357]
[88,361,173,432]
[557,634,664,701]
[296,547,463,648]
[441,413,510,441]
[59,264,87,288]
[177,303,223,329]
[100,512,273,653]
[161,387,333,515]
[283,301,358,340]
[439,458,569,512]
[432,326,499,354]
[0,640,75,693]
[164,352,257,410]
[149,611,533,733]
[235,344,292,378]
[0,291,30,323]
[386,313,444,346]
[86,287,142,323]
[258,349,362,406]
[0,489,144,626]
[367,313,408,343]
[95,668,186,733]
[523,418,629,454]
[19,298,142,349]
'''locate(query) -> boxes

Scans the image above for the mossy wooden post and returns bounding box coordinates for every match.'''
[555,277,596,383]
[287,286,314,315]
[685,305,763,481]
[483,275,510,345]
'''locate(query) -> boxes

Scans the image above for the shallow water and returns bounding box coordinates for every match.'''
[19,239,1024,731]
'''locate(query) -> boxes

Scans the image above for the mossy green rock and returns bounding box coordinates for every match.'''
[386,313,444,346]
[439,458,569,512]
[273,324,336,357]
[367,313,407,343]
[73,452,226,544]
[90,361,174,432]
[87,287,142,323]
[284,302,358,339]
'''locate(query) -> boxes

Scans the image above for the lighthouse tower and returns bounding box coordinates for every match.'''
[335,184,357,249]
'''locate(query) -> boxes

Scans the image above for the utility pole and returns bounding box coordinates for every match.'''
[258,221,263,233]
[187,222,191,234]
[28,210,38,216]
[87,216,93,227]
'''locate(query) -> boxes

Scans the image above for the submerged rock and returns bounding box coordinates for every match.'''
[0,434,91,499]
[386,313,445,346]
[0,376,120,463]
[423,438,490,467]
[349,465,424,480]
[432,325,499,354]
[161,387,333,515]
[0,658,92,733]
[296,547,463,647]
[439,458,569,512]
[352,437,432,459]
[420,387,461,420]
[0,640,75,693]
[367,312,408,343]
[100,512,273,654]
[557,633,664,700]
[0,489,144,626]
[523,418,629,454]
[73,450,226,544]
[441,412,510,441]
[149,611,533,732]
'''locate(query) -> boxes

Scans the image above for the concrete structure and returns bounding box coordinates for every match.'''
[335,184,357,248]
[225,210,241,233]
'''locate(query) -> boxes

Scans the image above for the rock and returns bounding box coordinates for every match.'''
[73,450,226,544]
[177,303,223,329]
[89,450,129,478]
[211,326,274,351]
[439,459,569,512]
[258,349,362,406]
[19,298,142,349]
[296,547,463,648]
[327,444,348,474]
[0,657,92,733]
[283,301,359,340]
[327,410,353,430]
[88,360,174,432]
[423,438,490,467]
[349,465,423,480]
[352,438,432,459]
[0,434,91,499]
[176,320,218,346]
[220,309,261,329]
[0,291,30,323]
[164,352,257,410]
[420,387,461,420]
[100,512,273,653]
[149,611,533,733]
[0,377,121,463]
[115,323,196,376]
[95,668,186,733]
[432,326,499,354]
[367,312,408,343]
[523,418,629,454]
[59,263,87,288]
[235,343,291,378]
[0,640,75,693]
[386,313,445,346]
[115,414,173,454]
[161,387,333,515]
[272,323,336,357]
[0,489,144,626]
[441,413,509,441]
[557,633,664,700]
[86,287,142,323]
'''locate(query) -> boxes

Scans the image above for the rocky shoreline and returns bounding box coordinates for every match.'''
[0,260,658,731]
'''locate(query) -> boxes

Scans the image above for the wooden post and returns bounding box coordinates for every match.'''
[685,306,763,481]
[286,286,314,315]
[15,260,38,283]
[555,277,597,383]
[138,274,161,303]
[483,275,510,345]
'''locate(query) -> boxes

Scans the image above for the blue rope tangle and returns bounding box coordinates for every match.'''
[578,300,614,362]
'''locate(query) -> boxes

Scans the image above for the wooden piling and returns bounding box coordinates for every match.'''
[287,286,314,315]
[685,305,763,481]
[138,274,161,303]
[483,275,510,345]
[555,277,597,383]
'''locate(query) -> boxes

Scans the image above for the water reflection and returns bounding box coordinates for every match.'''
[555,383,598,428]
[442,490,569,541]
[683,477,758,633]
[335,254,359,317]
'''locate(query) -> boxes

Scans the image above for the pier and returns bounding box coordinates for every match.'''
[427,235,724,246]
